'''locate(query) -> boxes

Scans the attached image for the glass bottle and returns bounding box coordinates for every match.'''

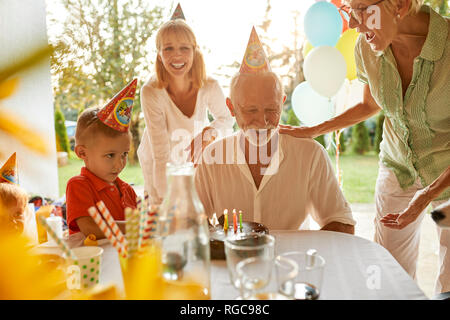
[157,162,211,299]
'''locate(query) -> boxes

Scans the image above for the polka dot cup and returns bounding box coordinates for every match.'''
[67,246,104,290]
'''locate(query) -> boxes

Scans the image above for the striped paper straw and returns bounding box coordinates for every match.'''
[138,204,148,250]
[88,206,127,259]
[143,191,149,207]
[136,196,142,214]
[140,206,158,248]
[138,192,152,249]
[38,215,76,260]
[96,201,128,251]
[125,208,139,256]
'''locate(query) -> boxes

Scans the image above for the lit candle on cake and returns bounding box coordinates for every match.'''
[209,213,219,227]
[223,209,228,231]
[233,209,237,233]
[239,210,243,232]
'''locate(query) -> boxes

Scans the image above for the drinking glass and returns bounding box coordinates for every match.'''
[277,250,325,300]
[236,255,298,300]
[224,233,275,289]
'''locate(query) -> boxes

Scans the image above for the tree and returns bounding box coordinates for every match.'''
[351,122,370,155]
[258,0,306,105]
[330,130,346,154]
[48,0,165,163]
[423,0,449,16]
[54,107,70,153]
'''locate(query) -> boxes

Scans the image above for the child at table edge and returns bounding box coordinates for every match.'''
[66,80,138,238]
[0,154,29,235]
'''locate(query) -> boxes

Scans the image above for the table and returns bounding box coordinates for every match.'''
[58,230,427,300]
[210,230,428,300]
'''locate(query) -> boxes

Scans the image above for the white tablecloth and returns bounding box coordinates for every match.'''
[56,230,427,300]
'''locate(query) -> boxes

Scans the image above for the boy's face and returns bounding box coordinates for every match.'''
[75,133,130,183]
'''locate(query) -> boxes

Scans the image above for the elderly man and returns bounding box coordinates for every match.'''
[194,28,355,233]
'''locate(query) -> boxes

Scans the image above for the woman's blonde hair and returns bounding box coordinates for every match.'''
[154,19,206,89]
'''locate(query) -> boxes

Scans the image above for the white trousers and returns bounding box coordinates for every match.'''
[374,162,450,294]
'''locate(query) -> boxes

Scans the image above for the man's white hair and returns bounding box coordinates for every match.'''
[229,72,285,104]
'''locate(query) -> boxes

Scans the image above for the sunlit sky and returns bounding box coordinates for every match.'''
[45,0,317,94]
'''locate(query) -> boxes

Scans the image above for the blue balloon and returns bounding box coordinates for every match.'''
[291,81,334,127]
[304,2,343,47]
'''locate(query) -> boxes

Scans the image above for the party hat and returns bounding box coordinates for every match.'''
[0,152,18,184]
[97,79,137,132]
[171,3,185,20]
[239,27,271,74]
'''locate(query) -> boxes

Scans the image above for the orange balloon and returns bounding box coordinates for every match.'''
[330,0,349,34]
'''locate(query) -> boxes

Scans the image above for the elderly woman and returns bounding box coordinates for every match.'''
[280,0,449,293]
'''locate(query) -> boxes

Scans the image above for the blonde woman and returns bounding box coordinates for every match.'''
[137,19,234,204]
[280,0,450,294]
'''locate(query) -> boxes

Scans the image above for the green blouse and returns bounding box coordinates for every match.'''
[355,5,450,200]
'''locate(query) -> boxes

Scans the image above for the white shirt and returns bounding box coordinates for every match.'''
[194,131,355,230]
[137,77,234,202]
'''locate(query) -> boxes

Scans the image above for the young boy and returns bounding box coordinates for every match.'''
[66,79,138,238]
[0,152,28,234]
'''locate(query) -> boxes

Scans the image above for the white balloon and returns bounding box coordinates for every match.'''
[303,46,347,98]
[335,78,365,115]
[291,81,335,127]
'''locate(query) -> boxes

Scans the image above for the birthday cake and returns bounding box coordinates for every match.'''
[208,213,269,260]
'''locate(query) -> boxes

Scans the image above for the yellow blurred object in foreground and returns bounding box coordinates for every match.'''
[163,278,210,300]
[70,282,121,300]
[120,243,164,299]
[35,205,55,243]
[0,108,49,155]
[0,231,66,299]
[119,241,210,300]
[0,77,19,99]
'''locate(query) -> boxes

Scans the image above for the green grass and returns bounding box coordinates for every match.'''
[57,157,144,197]
[58,152,380,203]
[331,152,379,203]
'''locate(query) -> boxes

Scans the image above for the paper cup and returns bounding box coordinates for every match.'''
[67,246,104,290]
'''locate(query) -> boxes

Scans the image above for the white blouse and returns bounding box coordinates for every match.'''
[137,77,234,203]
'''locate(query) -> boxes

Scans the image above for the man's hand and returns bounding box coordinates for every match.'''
[278,124,320,139]
[186,126,217,166]
[320,221,354,234]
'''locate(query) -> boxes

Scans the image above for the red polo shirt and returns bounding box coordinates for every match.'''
[66,167,137,234]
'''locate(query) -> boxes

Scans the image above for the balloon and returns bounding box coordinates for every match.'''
[304,2,343,47]
[303,46,347,98]
[335,78,364,115]
[302,41,314,59]
[336,28,360,80]
[291,81,335,127]
[330,0,349,33]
